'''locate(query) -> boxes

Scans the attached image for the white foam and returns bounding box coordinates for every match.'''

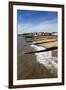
[30,45,58,76]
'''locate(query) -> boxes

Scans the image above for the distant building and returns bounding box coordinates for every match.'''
[51,32,58,36]
[33,32,38,36]
[44,33,52,36]
[22,32,58,37]
[33,32,45,36]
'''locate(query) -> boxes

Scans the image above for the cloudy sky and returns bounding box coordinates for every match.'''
[17,10,58,34]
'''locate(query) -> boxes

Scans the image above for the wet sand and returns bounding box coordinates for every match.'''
[17,36,57,80]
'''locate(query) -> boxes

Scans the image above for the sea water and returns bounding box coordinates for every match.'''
[30,44,58,76]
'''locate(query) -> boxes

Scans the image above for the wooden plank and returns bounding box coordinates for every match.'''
[24,47,58,54]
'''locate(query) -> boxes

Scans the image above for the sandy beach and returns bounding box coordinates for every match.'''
[17,35,58,80]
